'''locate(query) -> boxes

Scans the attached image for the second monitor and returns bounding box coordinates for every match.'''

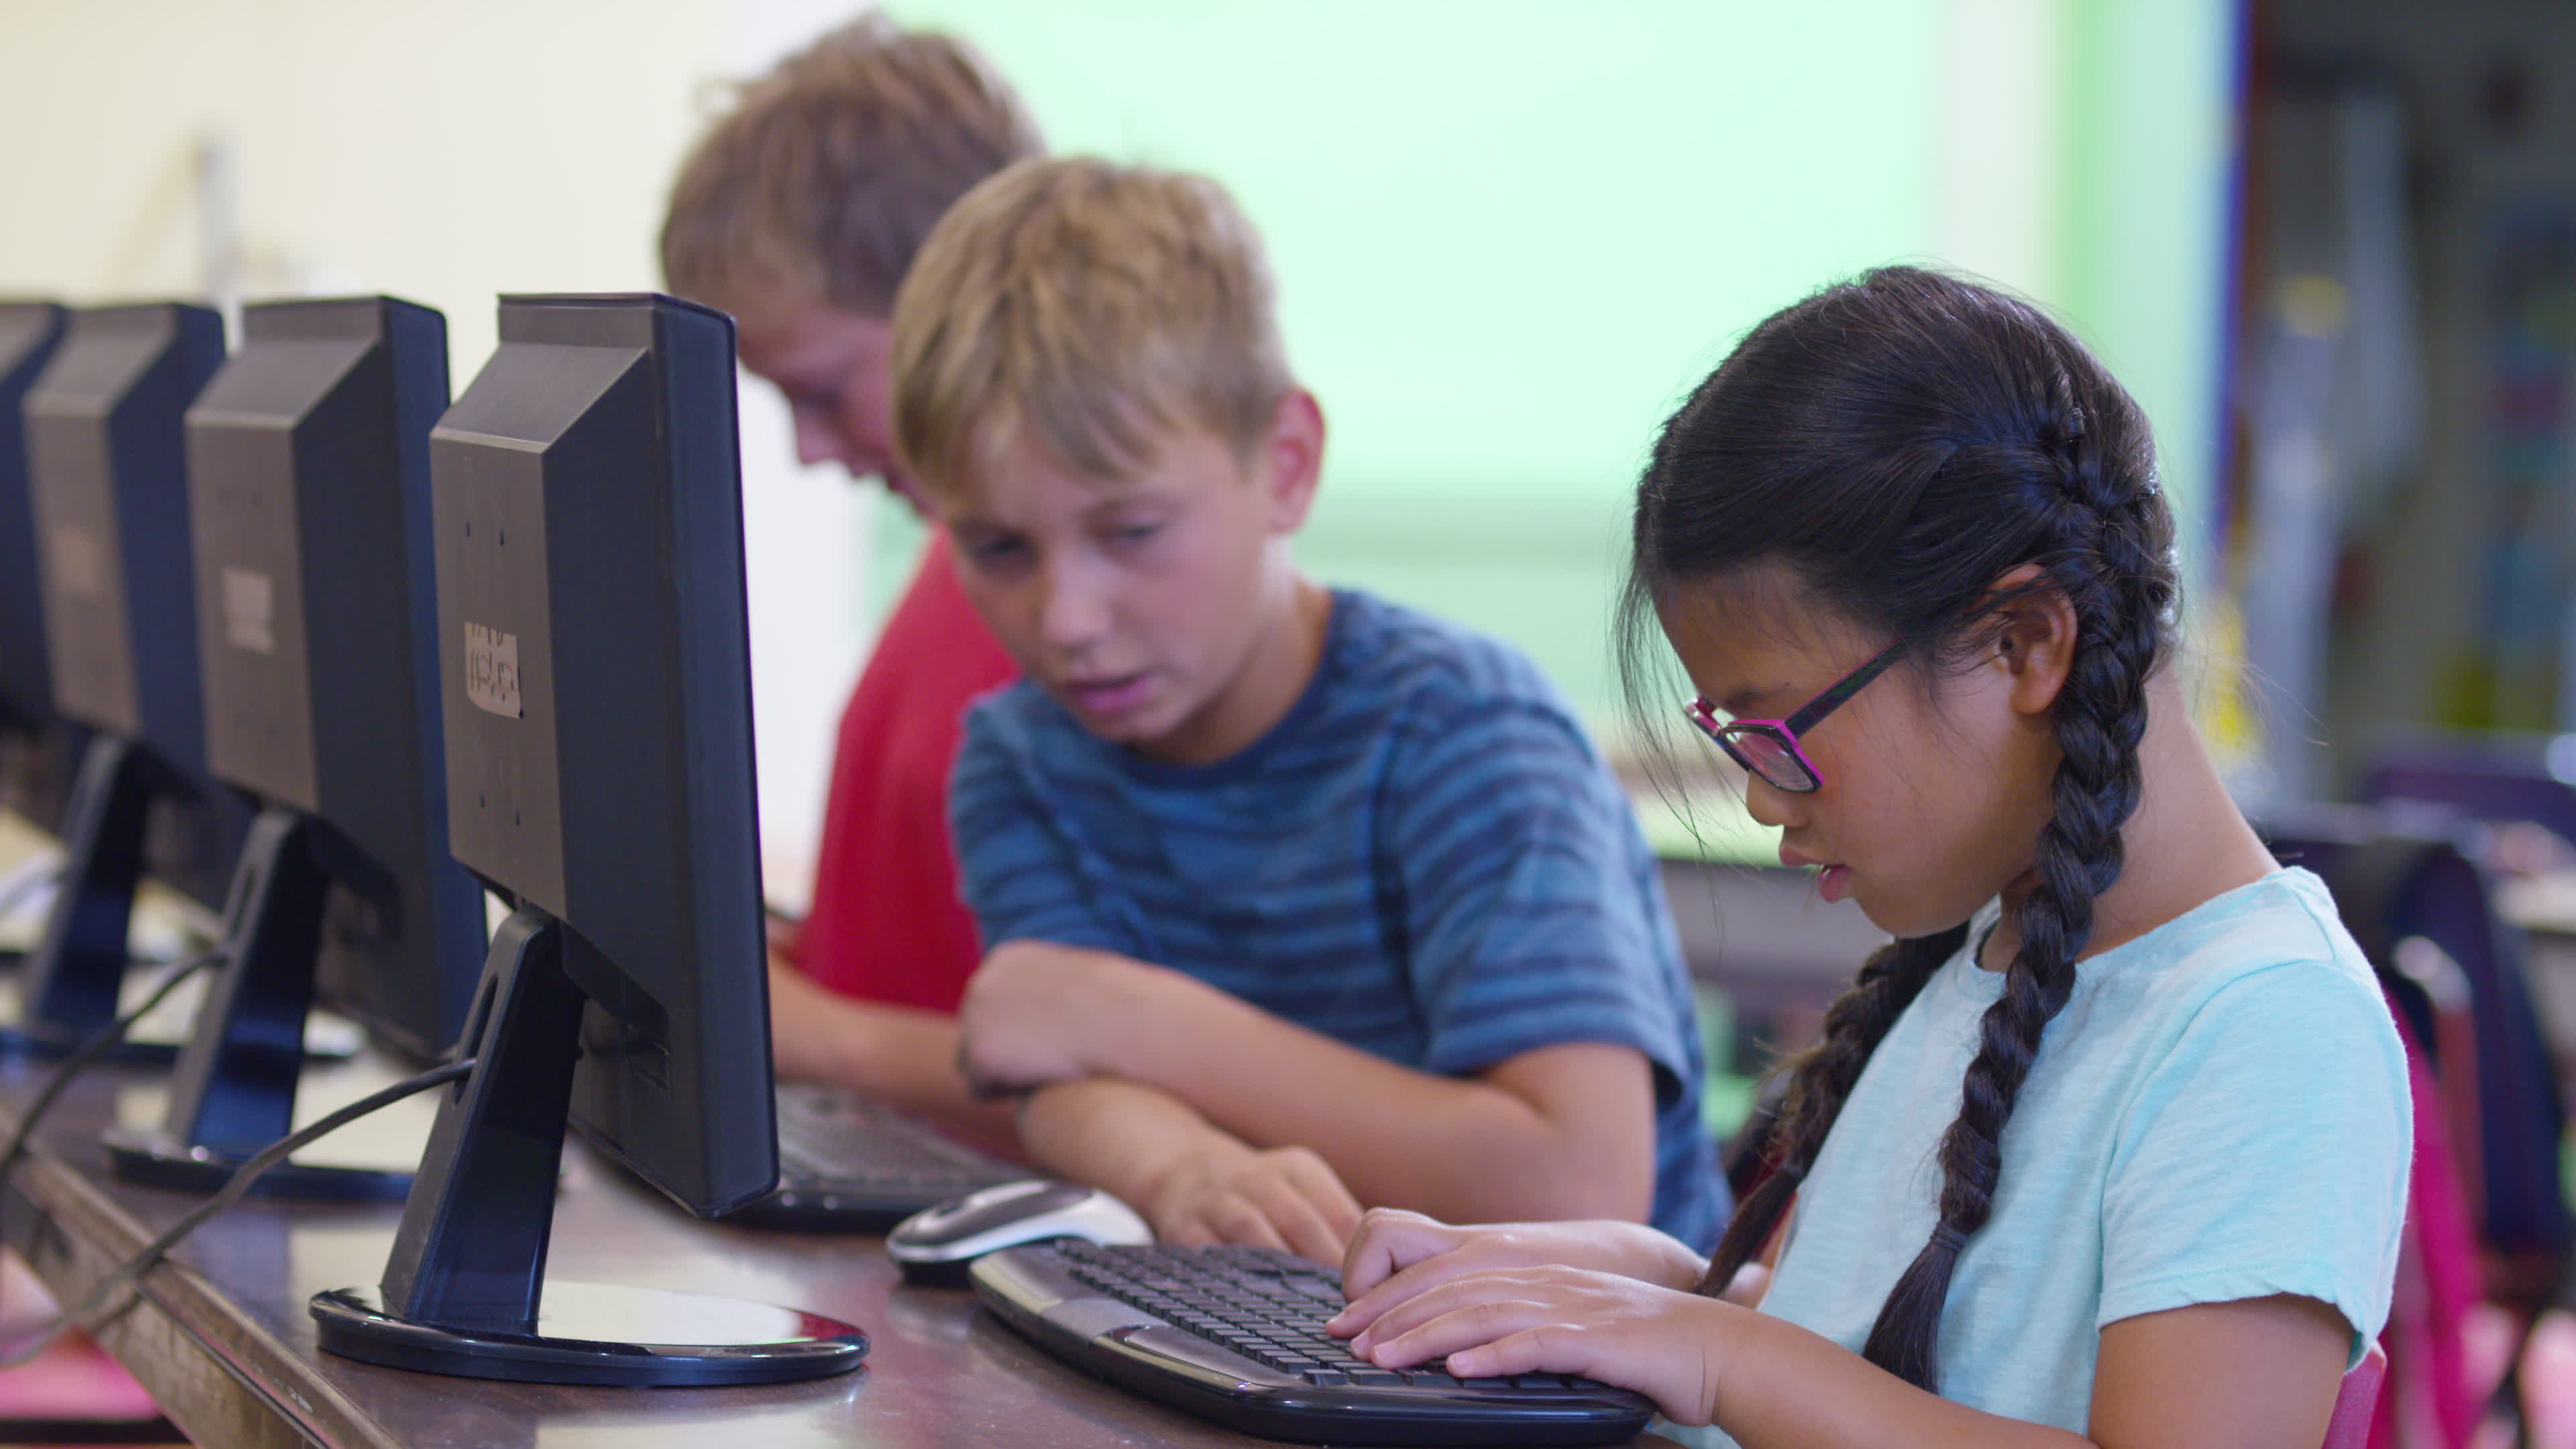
[17,303,253,1049]
[0,302,76,851]
[103,296,490,1199]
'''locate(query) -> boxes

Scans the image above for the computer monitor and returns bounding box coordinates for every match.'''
[311,293,863,1385]
[0,302,78,845]
[17,303,254,1045]
[101,297,489,1201]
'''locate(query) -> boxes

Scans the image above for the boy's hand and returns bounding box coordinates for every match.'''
[1339,1263,1733,1427]
[1330,1208,1709,1341]
[1141,1140,1364,1265]
[957,940,1174,1093]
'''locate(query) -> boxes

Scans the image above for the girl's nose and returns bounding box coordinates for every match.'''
[1741,774,1804,831]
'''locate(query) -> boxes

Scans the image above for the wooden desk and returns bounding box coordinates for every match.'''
[0,1059,1688,1448]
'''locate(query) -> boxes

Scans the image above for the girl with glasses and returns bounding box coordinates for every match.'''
[1326,267,2409,1448]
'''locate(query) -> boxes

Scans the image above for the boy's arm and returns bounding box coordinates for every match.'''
[961,692,1689,1226]
[766,959,1021,1155]
[1018,1076,1362,1263]
[962,941,1656,1224]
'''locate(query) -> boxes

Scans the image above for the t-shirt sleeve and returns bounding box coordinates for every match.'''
[2097,959,2412,1365]
[947,702,1140,958]
[1385,699,1695,1099]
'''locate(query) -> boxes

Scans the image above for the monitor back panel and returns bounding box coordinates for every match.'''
[0,303,68,736]
[25,305,225,757]
[0,303,76,833]
[431,294,771,1214]
[188,297,484,1056]
[25,303,244,908]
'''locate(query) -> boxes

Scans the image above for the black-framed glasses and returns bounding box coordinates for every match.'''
[1682,637,1911,794]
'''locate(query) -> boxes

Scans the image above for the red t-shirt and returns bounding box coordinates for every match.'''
[790,531,1017,1013]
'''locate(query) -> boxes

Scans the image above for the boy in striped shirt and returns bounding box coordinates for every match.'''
[892,156,1723,1260]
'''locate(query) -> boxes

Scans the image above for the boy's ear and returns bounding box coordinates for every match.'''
[1984,562,2079,716]
[1256,388,1326,533]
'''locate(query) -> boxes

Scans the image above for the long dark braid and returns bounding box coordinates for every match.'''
[1693,927,1964,1299]
[1623,268,2176,1392]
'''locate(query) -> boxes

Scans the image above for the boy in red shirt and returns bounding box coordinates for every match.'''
[659,15,1036,1142]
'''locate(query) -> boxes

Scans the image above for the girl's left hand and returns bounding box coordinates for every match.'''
[1345,1265,1732,1427]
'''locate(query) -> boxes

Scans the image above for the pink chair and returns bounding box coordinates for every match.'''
[2322,1342,2387,1449]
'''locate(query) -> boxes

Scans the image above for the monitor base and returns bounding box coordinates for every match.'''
[100,1124,411,1201]
[309,1282,868,1386]
[0,1023,176,1063]
[0,1007,360,1063]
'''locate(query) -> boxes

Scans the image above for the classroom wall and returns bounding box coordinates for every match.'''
[873,0,2237,726]
[0,0,2236,896]
[0,0,866,899]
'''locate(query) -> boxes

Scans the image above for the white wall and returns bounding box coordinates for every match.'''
[0,0,2235,893]
[0,0,884,904]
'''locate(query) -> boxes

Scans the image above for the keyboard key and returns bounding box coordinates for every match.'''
[1301,1369,1348,1386]
[1348,1370,1407,1387]
[1406,1371,1463,1389]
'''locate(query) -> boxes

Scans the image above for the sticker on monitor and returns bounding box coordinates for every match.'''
[464,622,523,719]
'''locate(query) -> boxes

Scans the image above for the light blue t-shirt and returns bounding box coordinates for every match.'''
[1720,867,2408,1441]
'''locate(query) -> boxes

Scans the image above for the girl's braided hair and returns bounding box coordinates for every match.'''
[1619,266,2177,1391]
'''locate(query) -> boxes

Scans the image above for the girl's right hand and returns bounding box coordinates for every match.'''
[1328,1208,1707,1341]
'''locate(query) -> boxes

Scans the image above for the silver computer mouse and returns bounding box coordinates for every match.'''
[887,1179,1152,1285]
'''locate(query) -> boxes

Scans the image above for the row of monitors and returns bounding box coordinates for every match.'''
[0,293,776,1223]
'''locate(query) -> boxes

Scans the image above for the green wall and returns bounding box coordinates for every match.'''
[2061,0,2239,588]
[881,0,2236,730]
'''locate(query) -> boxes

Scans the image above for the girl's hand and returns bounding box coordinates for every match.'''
[1345,1264,1733,1427]
[1328,1208,1706,1340]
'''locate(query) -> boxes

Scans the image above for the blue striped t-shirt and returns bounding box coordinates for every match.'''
[949,588,1724,1248]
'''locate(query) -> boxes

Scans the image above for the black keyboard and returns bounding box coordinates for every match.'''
[725,1083,1026,1232]
[972,1240,1657,1446]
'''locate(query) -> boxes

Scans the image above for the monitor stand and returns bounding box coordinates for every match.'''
[8,735,181,1062]
[3,736,360,1065]
[101,808,412,1201]
[311,906,868,1385]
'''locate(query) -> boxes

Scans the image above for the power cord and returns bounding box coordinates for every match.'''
[0,1055,476,1368]
[0,950,224,1187]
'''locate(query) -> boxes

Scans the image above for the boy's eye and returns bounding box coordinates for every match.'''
[960,535,1028,567]
[1112,522,1161,545]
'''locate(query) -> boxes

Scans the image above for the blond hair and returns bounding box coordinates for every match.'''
[660,13,1042,315]
[891,157,1295,494]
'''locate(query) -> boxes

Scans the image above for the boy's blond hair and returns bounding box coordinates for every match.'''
[661,13,1042,315]
[891,158,1295,494]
